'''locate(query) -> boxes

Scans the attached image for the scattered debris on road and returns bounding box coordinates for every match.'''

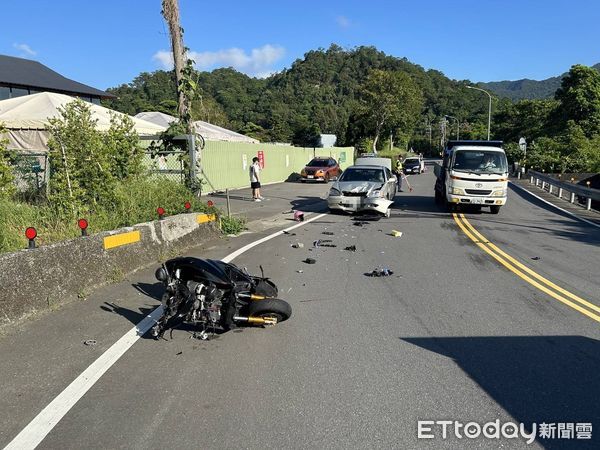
[282,230,296,236]
[291,243,304,248]
[83,339,97,346]
[296,270,304,273]
[344,245,357,252]
[322,231,335,235]
[353,221,369,227]
[294,211,305,221]
[303,258,316,264]
[355,215,381,222]
[366,267,394,277]
[390,230,403,237]
[313,239,336,248]
[531,256,540,260]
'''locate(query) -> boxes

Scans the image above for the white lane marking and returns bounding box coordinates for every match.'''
[509,182,600,229]
[222,213,327,263]
[5,212,328,449]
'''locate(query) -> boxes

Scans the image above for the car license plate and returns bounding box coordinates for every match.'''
[307,175,314,179]
[471,198,483,204]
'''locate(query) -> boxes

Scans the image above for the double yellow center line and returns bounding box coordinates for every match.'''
[453,213,600,323]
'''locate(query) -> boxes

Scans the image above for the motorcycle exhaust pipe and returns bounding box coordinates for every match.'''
[233,315,277,325]
[237,293,268,300]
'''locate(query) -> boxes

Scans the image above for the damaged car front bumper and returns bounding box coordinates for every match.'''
[327,195,393,215]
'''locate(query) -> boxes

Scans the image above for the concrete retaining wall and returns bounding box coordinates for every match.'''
[0,213,219,325]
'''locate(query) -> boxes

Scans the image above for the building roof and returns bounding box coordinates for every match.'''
[0,54,114,99]
[0,92,165,134]
[135,111,260,143]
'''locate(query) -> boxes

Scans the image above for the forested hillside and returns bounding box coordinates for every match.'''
[104,45,492,150]
[480,63,600,101]
[104,45,600,172]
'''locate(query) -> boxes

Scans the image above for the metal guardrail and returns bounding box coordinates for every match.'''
[528,170,600,210]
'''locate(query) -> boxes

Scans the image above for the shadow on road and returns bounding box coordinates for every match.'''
[401,335,600,449]
[100,302,157,330]
[132,282,164,300]
[290,195,327,213]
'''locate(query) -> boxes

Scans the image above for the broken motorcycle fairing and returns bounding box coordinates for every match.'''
[151,257,291,339]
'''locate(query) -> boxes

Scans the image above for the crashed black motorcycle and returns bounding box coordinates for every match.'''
[152,257,291,339]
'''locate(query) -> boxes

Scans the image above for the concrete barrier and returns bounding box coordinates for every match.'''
[0,213,219,326]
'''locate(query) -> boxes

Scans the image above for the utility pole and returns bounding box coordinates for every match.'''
[467,85,492,140]
[444,115,460,139]
[161,0,193,135]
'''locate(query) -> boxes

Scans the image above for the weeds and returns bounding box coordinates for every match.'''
[220,216,246,235]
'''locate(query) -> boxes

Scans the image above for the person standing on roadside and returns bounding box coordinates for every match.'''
[394,155,413,193]
[250,156,264,202]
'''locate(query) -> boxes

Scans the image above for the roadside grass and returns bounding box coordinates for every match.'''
[0,178,215,254]
[220,215,246,235]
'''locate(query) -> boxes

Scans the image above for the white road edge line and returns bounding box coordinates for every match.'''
[5,212,328,450]
[509,181,600,229]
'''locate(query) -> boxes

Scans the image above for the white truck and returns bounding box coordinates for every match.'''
[434,140,508,214]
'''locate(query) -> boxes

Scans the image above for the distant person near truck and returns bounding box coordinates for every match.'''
[394,155,413,192]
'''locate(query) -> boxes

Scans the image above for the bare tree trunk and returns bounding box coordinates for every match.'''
[161,0,193,135]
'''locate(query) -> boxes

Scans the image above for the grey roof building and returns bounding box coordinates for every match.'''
[0,54,114,104]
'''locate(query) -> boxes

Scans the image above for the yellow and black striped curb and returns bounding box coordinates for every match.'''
[103,214,216,250]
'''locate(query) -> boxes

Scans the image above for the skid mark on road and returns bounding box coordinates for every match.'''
[453,213,600,323]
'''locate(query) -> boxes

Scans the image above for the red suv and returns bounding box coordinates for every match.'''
[300,157,341,183]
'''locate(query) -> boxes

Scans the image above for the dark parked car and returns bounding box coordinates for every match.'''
[300,157,341,182]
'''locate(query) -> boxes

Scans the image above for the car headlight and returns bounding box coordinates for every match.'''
[492,189,507,197]
[451,187,465,195]
[368,190,384,198]
[329,187,341,196]
[301,170,306,176]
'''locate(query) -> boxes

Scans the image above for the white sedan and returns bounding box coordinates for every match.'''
[327,165,396,217]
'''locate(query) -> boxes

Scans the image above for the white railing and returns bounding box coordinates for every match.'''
[528,170,600,211]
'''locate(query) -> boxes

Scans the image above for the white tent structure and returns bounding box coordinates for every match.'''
[0,92,167,152]
[135,111,259,144]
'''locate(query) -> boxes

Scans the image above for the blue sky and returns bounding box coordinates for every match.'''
[2,0,599,90]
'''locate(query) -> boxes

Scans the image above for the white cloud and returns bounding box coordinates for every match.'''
[13,43,37,57]
[336,16,351,28]
[152,50,173,68]
[153,44,285,77]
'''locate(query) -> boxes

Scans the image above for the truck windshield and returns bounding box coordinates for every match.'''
[452,150,508,174]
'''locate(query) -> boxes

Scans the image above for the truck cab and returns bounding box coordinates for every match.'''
[434,140,508,214]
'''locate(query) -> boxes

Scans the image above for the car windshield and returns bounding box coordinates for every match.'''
[306,159,329,167]
[340,168,385,182]
[452,150,508,174]
[405,159,419,165]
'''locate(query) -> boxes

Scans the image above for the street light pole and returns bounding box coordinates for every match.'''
[467,85,492,140]
[444,115,460,139]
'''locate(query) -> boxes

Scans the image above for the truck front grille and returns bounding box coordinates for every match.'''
[465,189,492,195]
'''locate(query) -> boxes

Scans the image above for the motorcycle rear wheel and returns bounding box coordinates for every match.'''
[246,299,292,326]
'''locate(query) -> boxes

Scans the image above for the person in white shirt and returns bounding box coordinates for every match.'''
[250,157,263,201]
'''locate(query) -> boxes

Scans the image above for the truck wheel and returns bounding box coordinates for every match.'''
[490,205,501,214]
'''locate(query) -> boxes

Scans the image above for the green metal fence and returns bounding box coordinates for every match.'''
[11,152,49,195]
[199,142,354,192]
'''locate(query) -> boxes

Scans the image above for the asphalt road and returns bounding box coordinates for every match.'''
[1,171,599,449]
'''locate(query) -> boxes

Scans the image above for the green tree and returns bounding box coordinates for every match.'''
[554,64,600,137]
[47,99,116,213]
[357,69,423,151]
[104,112,144,180]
